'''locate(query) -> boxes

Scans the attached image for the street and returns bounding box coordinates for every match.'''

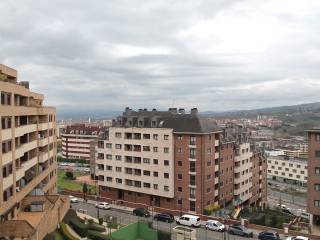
[70,200,285,240]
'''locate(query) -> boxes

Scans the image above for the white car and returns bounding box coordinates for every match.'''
[95,202,111,210]
[205,220,226,232]
[176,214,201,227]
[286,236,309,240]
[69,195,79,203]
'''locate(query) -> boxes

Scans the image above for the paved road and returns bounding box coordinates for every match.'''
[268,188,306,208]
[70,201,283,240]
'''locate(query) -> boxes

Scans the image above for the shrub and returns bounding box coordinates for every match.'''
[158,230,171,240]
[88,223,106,232]
[99,218,104,225]
[69,217,88,237]
[87,230,110,240]
[203,204,220,215]
[60,223,80,240]
[65,171,74,179]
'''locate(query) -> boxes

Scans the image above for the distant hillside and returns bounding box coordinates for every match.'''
[204,102,320,136]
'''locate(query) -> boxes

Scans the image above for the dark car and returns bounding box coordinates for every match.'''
[228,224,253,238]
[133,208,150,217]
[258,231,280,240]
[154,213,174,223]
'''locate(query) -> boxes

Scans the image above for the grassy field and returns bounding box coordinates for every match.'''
[58,170,97,193]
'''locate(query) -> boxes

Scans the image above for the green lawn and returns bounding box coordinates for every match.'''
[58,170,97,193]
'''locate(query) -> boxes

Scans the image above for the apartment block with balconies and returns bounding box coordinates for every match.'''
[0,64,57,222]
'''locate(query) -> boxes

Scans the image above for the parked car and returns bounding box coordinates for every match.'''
[286,236,309,240]
[228,224,253,238]
[297,209,310,220]
[154,213,174,223]
[175,214,201,227]
[258,231,280,240]
[69,195,79,203]
[95,202,111,210]
[205,220,226,232]
[132,208,150,217]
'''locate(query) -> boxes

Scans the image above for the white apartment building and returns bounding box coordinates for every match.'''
[267,155,308,186]
[233,142,253,205]
[95,127,175,198]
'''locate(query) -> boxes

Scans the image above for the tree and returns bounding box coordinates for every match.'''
[65,171,74,179]
[83,183,88,201]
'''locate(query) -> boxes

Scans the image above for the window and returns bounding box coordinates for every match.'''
[143,146,150,151]
[154,184,158,189]
[115,132,122,138]
[106,143,112,148]
[106,165,112,171]
[315,200,320,208]
[144,182,151,188]
[164,160,169,166]
[207,148,211,154]
[106,177,113,182]
[153,159,158,165]
[106,154,112,160]
[153,147,158,152]
[116,167,122,172]
[116,178,122,184]
[98,153,104,159]
[178,135,182,140]
[207,174,211,180]
[115,144,122,149]
[143,170,151,176]
[153,171,158,177]
[143,158,150,164]
[190,136,196,145]
[189,148,196,159]
[207,161,211,167]
[190,201,196,211]
[315,184,320,192]
[177,148,182,153]
[153,134,158,140]
[164,173,169,178]
[164,147,169,153]
[189,161,195,172]
[178,161,182,166]
[316,167,320,175]
[143,134,150,139]
[164,135,169,140]
[316,151,320,158]
[316,134,320,142]
[178,187,182,192]
[164,186,169,191]
[178,174,182,180]
[115,155,122,161]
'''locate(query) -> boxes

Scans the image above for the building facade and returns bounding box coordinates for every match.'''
[61,124,101,161]
[267,155,308,187]
[0,64,66,240]
[306,129,320,225]
[92,108,267,214]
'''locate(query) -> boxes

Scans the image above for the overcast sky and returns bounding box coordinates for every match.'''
[1,0,320,114]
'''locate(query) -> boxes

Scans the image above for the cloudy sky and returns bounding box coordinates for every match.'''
[1,0,320,115]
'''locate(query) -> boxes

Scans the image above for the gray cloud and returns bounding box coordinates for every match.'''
[1,0,320,116]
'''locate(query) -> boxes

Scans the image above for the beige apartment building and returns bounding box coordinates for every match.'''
[0,64,68,239]
[267,155,308,187]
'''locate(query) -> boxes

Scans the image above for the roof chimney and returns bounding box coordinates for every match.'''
[178,108,185,114]
[168,108,177,114]
[191,108,198,115]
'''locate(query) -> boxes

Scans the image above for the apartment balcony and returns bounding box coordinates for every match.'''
[3,175,13,190]
[189,195,196,201]
[215,152,219,159]
[2,152,13,165]
[214,190,219,197]
[39,152,48,163]
[48,122,54,129]
[49,149,54,158]
[15,124,37,137]
[1,128,12,140]
[214,164,219,172]
[214,177,219,184]
[215,140,219,147]
[38,122,49,131]
[189,145,196,148]
[39,137,49,147]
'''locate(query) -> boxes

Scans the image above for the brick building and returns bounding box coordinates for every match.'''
[61,124,102,161]
[306,128,320,225]
[92,108,267,214]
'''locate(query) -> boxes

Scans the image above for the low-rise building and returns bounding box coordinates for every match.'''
[61,124,102,161]
[267,155,308,187]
